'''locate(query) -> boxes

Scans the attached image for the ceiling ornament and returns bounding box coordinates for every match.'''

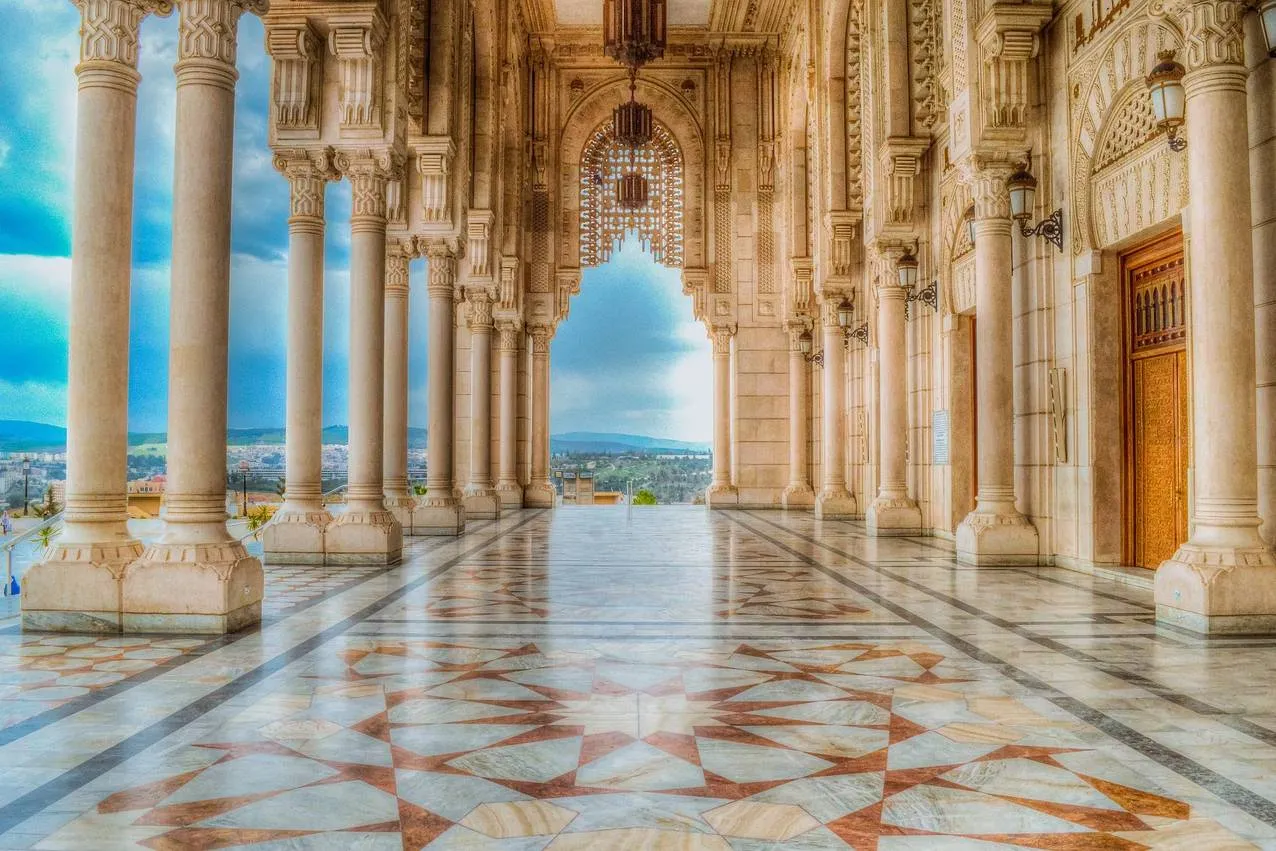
[581,122,683,268]
[603,0,666,70]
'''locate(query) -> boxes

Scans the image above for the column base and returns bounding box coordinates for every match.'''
[781,484,815,509]
[261,507,331,565]
[1155,542,1276,634]
[706,484,740,509]
[497,483,524,509]
[815,488,856,519]
[956,510,1040,566]
[383,497,418,535]
[325,510,403,564]
[123,541,263,635]
[463,488,502,519]
[866,496,923,536]
[524,482,556,509]
[410,500,466,536]
[21,540,144,633]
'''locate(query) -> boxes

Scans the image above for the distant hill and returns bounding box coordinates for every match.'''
[551,432,710,454]
[0,421,429,452]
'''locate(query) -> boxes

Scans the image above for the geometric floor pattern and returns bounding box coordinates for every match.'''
[3,507,1275,849]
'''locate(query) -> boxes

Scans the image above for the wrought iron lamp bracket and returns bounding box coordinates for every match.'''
[849,322,870,346]
[904,280,939,319]
[1020,208,1064,253]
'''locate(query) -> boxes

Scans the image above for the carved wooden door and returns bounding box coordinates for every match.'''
[1123,234,1189,569]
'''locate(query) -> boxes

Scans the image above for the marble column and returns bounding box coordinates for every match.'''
[262,150,334,565]
[382,246,416,532]
[324,152,403,564]
[495,322,524,508]
[23,0,170,632]
[815,299,856,519]
[415,240,466,533]
[955,160,1039,565]
[464,291,501,518]
[1154,0,1276,633]
[124,0,265,634]
[524,324,557,508]
[706,325,739,508]
[867,276,923,534]
[782,322,815,509]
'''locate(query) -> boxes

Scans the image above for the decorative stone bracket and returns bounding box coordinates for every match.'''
[877,137,931,231]
[265,15,322,135]
[974,1,1052,137]
[554,270,582,324]
[419,136,457,227]
[328,7,387,133]
[825,213,862,280]
[788,257,815,318]
[467,209,496,281]
[682,267,710,324]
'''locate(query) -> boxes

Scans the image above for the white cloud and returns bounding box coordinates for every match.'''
[0,378,67,426]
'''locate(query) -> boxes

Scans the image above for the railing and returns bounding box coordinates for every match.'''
[2,512,63,597]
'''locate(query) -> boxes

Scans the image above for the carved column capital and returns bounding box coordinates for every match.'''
[709,325,736,357]
[385,246,411,298]
[496,322,522,353]
[336,149,402,225]
[273,147,337,224]
[74,0,172,76]
[467,291,495,332]
[820,295,849,329]
[528,324,554,356]
[786,320,812,352]
[425,239,458,298]
[1151,0,1246,73]
[174,0,266,86]
[960,157,1018,221]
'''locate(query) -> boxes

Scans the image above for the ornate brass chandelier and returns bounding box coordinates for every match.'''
[613,74,653,148]
[616,170,649,209]
[603,0,667,70]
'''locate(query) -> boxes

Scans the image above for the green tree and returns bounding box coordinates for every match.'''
[633,488,657,506]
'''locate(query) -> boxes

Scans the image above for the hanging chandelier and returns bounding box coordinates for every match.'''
[613,73,653,148]
[603,0,667,70]
[616,171,649,209]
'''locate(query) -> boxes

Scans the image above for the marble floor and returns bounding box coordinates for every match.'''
[2,508,1276,849]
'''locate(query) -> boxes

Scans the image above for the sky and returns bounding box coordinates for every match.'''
[0,1,712,443]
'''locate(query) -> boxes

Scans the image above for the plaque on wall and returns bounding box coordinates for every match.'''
[932,410,950,464]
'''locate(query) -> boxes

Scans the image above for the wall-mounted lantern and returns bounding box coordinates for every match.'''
[1146,50,1187,152]
[1007,167,1064,252]
[1262,0,1276,58]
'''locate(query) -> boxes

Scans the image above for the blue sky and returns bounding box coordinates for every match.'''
[0,2,710,443]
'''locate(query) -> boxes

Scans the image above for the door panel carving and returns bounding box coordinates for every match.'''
[1122,233,1188,569]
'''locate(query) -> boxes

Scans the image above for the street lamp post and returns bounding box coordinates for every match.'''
[21,456,30,517]
[238,460,250,517]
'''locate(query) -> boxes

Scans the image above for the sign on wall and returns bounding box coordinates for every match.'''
[932,410,950,464]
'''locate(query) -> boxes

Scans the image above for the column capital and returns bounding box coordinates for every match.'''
[496,322,522,352]
[819,293,850,329]
[959,155,1020,221]
[467,290,495,332]
[74,0,172,76]
[528,324,555,355]
[385,248,410,298]
[174,0,267,86]
[709,324,736,356]
[425,239,458,298]
[1150,0,1246,73]
[786,319,812,352]
[336,148,403,226]
[273,147,337,224]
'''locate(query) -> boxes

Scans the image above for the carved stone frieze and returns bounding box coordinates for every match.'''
[846,0,864,211]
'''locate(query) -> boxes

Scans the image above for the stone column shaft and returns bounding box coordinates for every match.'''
[125,0,265,634]
[868,279,923,534]
[496,324,523,506]
[262,150,333,564]
[415,242,466,533]
[1154,0,1276,632]
[464,292,500,518]
[23,0,168,632]
[815,301,856,519]
[706,326,739,508]
[524,325,556,508]
[782,324,814,508]
[382,249,414,525]
[324,151,403,562]
[955,161,1038,564]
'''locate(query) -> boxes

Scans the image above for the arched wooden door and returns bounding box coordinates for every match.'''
[1122,232,1189,569]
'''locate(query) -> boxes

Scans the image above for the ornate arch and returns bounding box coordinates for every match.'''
[579,121,683,268]
[1069,18,1182,254]
[558,75,707,273]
